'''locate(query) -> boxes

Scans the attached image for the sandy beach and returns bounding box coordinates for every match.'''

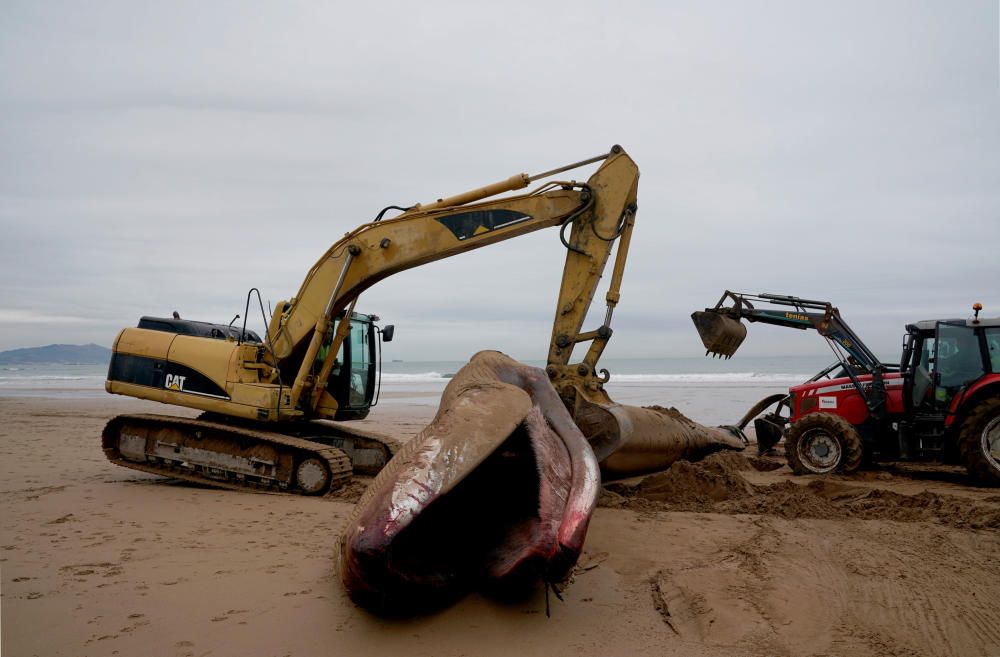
[3,0,997,654]
[3,393,1000,657]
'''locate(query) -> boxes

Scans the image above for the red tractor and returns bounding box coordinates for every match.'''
[692,292,1000,484]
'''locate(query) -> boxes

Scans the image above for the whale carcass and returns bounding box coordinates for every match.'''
[339,351,744,614]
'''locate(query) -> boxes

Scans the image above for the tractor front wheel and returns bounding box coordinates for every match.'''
[784,413,863,475]
[957,397,1000,486]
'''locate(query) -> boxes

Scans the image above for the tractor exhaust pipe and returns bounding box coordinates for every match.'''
[691,310,747,359]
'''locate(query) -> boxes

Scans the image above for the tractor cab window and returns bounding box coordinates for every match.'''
[919,335,935,371]
[935,323,985,394]
[986,328,1000,373]
[908,332,936,409]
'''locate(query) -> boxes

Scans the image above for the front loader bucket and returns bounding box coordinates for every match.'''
[691,311,747,359]
[753,416,784,455]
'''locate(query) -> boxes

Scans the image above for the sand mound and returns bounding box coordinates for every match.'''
[696,450,784,474]
[603,455,1000,529]
[697,450,750,474]
[643,404,692,422]
[327,477,371,503]
[631,461,755,505]
[602,451,762,508]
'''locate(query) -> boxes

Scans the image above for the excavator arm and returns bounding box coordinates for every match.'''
[103,147,755,496]
[109,146,639,425]
[261,146,639,420]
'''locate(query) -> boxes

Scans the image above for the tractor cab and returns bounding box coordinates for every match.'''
[902,317,1000,414]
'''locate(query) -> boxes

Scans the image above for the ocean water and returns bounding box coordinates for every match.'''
[0,356,833,390]
[0,363,110,398]
[379,355,832,383]
[0,355,843,424]
[374,356,841,423]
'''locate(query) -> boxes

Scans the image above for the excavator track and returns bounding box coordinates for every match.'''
[194,413,404,476]
[103,414,356,495]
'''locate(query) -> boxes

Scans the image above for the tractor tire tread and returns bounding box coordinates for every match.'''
[784,412,863,476]
[957,396,1000,487]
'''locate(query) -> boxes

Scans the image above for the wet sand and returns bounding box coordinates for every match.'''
[2,395,1000,657]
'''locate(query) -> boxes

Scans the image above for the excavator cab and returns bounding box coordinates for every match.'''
[319,313,393,421]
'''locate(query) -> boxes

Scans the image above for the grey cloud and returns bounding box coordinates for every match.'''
[1,0,997,361]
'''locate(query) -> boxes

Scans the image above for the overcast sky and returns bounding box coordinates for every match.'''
[1,1,997,362]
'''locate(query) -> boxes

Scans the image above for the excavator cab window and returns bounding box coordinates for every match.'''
[320,314,378,419]
[348,319,371,407]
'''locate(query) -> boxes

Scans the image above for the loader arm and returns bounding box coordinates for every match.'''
[694,291,883,372]
[263,146,639,419]
[693,290,890,421]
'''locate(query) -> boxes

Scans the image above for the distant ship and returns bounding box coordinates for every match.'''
[391,359,404,362]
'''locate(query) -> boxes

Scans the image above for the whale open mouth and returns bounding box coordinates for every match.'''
[339,350,746,615]
[339,352,599,615]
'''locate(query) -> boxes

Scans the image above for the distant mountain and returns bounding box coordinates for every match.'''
[0,343,112,365]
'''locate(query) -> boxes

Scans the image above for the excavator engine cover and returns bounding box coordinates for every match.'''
[691,311,747,359]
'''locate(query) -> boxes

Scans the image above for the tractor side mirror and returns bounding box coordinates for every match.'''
[382,325,394,342]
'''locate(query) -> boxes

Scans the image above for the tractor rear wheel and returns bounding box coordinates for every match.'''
[957,397,1000,486]
[784,413,863,475]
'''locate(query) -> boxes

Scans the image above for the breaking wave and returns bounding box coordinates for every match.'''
[609,372,813,384]
[380,372,452,383]
[380,371,810,385]
[0,375,105,383]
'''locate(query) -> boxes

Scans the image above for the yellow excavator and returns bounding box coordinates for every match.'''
[103,145,675,495]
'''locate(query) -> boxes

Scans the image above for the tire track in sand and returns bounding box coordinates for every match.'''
[648,515,1000,657]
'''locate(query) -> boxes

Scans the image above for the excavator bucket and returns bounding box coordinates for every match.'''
[691,310,747,359]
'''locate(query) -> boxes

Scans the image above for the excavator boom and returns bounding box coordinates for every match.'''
[270,145,639,420]
[103,146,644,494]
[108,146,637,421]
